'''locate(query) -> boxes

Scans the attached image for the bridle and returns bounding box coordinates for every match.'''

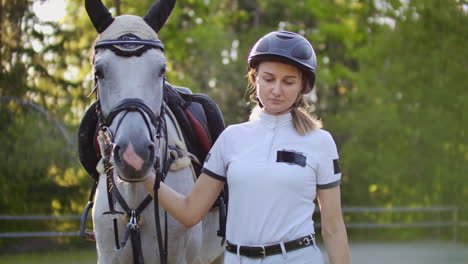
[90,38,170,264]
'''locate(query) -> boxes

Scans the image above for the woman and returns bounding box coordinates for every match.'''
[144,31,350,263]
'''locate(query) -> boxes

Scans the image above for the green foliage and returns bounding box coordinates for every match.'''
[0,0,88,220]
[0,102,86,214]
[0,247,96,263]
[336,0,468,208]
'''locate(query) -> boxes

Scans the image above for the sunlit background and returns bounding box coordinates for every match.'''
[33,0,66,22]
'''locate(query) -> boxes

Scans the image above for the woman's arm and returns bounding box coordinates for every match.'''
[143,172,225,228]
[317,186,350,264]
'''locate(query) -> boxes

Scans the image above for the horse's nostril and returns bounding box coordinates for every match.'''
[114,145,121,162]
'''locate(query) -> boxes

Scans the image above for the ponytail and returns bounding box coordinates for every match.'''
[291,107,322,136]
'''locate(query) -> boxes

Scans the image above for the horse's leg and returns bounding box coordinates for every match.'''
[165,219,204,264]
[211,252,225,264]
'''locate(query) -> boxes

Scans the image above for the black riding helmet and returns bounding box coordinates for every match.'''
[248,31,317,93]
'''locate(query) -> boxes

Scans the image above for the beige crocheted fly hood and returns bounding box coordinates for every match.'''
[97,15,159,42]
[85,0,175,41]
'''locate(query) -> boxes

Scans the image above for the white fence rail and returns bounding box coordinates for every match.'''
[341,206,467,242]
[1,206,467,241]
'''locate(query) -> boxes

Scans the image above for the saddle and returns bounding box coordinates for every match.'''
[77,82,225,180]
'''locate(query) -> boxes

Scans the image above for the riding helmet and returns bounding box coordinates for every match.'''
[248,31,317,93]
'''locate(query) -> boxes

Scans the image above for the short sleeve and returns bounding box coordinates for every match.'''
[316,131,342,189]
[201,130,227,182]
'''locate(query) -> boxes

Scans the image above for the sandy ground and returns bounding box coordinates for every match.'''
[321,241,468,264]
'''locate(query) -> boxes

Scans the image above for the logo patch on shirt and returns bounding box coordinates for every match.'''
[276,150,306,167]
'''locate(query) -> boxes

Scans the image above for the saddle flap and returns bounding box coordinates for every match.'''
[189,93,225,145]
[78,101,101,180]
[184,103,211,154]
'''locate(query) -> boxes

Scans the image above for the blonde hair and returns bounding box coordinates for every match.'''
[246,64,322,136]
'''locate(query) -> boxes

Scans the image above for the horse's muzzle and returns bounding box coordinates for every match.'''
[114,141,155,181]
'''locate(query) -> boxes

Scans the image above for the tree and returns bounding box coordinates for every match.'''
[338,0,468,209]
[0,0,86,216]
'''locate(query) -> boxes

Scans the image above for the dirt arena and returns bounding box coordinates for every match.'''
[322,241,468,264]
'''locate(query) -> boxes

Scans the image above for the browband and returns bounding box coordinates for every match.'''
[95,39,165,51]
[276,150,306,167]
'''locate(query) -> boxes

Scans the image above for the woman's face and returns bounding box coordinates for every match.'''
[256,61,303,115]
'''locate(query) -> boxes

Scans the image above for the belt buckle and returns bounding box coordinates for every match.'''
[259,246,266,258]
[302,236,311,246]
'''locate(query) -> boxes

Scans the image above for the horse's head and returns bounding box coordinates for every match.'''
[86,0,175,181]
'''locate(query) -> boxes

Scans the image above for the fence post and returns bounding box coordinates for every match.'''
[452,207,459,243]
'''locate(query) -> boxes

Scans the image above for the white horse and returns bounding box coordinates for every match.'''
[79,0,224,263]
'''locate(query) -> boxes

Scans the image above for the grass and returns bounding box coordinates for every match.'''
[0,249,97,264]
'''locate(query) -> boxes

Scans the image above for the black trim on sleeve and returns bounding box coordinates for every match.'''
[317,179,341,189]
[333,159,342,174]
[201,168,227,182]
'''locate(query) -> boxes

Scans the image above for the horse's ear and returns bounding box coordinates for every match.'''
[85,0,115,33]
[144,0,176,32]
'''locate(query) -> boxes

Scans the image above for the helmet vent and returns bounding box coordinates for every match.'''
[276,35,293,40]
[276,31,295,39]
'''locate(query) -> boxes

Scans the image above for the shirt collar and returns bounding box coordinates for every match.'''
[256,110,293,129]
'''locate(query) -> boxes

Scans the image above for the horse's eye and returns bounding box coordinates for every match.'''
[94,68,104,80]
[160,68,166,77]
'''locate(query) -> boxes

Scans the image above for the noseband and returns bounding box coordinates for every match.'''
[98,98,166,172]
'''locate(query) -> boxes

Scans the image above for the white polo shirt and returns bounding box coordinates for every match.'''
[202,111,341,246]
